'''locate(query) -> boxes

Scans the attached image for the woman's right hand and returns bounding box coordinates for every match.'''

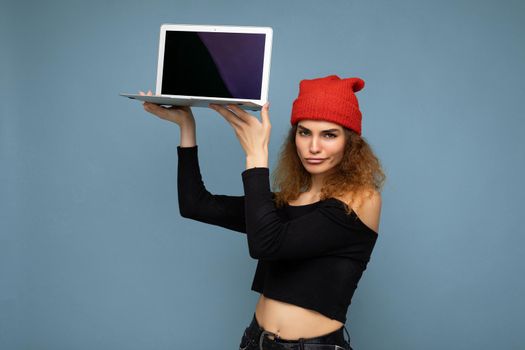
[140,90,195,126]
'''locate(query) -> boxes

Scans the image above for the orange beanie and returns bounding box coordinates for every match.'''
[290,75,365,135]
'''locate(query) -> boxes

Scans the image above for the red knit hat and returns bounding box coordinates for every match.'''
[290,75,365,135]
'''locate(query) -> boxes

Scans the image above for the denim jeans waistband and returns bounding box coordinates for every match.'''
[244,313,350,349]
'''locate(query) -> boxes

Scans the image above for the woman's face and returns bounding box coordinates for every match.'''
[295,120,346,176]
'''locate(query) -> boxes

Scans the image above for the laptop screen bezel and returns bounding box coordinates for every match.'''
[156,24,273,105]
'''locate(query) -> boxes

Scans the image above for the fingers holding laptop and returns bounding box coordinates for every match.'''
[140,90,195,126]
[209,102,271,157]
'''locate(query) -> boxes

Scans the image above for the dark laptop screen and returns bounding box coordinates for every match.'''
[161,31,266,99]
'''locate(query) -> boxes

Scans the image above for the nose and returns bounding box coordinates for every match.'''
[309,136,321,154]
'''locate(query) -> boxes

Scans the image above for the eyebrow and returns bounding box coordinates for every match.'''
[297,125,341,133]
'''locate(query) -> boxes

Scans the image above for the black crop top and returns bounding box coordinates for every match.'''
[177,145,378,323]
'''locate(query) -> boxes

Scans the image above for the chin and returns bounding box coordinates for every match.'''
[303,164,331,174]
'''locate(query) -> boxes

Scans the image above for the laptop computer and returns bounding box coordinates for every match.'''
[120,24,273,111]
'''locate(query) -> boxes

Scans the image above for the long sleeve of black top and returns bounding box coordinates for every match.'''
[177,145,377,262]
[241,167,377,262]
[177,145,246,233]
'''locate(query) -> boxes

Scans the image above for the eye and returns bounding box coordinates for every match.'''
[324,133,337,138]
[298,130,309,136]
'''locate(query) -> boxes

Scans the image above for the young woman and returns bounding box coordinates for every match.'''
[141,75,385,350]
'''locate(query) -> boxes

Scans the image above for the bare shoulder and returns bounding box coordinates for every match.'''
[343,189,382,234]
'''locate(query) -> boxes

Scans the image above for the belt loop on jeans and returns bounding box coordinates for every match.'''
[298,338,305,350]
[343,325,350,344]
[259,329,279,350]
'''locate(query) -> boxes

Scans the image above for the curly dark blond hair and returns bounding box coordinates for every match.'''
[271,124,386,215]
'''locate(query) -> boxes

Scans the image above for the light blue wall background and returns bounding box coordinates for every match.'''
[1,0,524,349]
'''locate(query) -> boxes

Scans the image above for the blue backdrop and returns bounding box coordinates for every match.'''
[1,0,524,349]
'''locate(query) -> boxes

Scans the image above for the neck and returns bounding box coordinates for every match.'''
[304,173,326,196]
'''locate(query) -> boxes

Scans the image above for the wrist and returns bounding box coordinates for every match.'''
[180,117,196,128]
[246,150,268,169]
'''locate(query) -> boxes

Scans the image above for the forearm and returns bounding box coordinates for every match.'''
[177,145,247,233]
[179,120,197,147]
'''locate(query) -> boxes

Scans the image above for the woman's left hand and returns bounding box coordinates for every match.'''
[209,102,271,161]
